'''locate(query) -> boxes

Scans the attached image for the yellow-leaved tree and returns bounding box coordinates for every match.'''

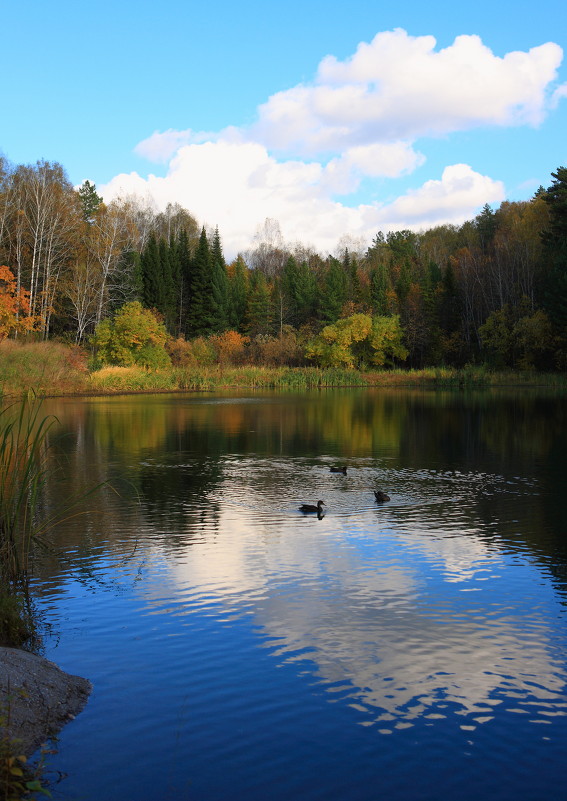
[92,301,171,368]
[306,313,408,368]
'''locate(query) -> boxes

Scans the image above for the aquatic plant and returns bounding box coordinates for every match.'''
[0,398,104,593]
[0,400,57,589]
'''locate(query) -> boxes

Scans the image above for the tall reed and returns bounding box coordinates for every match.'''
[0,400,56,589]
[0,398,102,594]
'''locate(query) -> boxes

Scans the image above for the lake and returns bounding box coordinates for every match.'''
[29,388,567,801]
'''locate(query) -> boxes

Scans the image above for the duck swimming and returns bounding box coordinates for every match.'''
[299,500,325,514]
[330,466,347,474]
[374,491,390,503]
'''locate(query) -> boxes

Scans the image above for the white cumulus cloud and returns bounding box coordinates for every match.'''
[253,29,563,154]
[100,29,562,258]
[102,141,504,258]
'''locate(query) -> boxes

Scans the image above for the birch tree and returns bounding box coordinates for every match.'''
[9,160,78,338]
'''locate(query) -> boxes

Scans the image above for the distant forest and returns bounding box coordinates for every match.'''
[1,153,566,371]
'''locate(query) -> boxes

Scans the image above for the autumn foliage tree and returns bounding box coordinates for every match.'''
[92,301,170,368]
[306,313,408,369]
[0,265,40,340]
[210,330,249,365]
[0,151,566,371]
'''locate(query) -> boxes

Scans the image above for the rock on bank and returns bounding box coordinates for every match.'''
[0,647,92,756]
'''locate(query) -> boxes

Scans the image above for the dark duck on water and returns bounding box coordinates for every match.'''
[374,491,390,503]
[299,500,325,515]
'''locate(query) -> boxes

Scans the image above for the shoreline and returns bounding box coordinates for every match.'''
[2,369,566,402]
[0,647,92,758]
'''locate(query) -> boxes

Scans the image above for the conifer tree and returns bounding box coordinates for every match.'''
[176,228,192,336]
[158,236,177,331]
[395,259,412,306]
[343,249,361,307]
[78,180,103,223]
[421,261,443,364]
[210,227,229,332]
[369,263,391,316]
[437,261,462,360]
[541,166,567,360]
[319,257,348,323]
[186,227,212,337]
[475,203,498,254]
[227,255,249,332]
[141,232,161,311]
[246,270,272,336]
[282,255,316,328]
[115,249,143,310]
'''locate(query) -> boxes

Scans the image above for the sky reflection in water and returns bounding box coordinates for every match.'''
[33,390,567,801]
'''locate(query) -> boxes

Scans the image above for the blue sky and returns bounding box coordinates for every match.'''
[2,0,566,257]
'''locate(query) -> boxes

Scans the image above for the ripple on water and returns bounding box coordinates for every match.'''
[30,440,567,801]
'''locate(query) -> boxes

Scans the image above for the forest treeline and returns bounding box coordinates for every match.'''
[1,153,566,371]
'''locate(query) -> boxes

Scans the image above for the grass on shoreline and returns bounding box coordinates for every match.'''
[43,362,567,394]
[1,342,566,398]
[0,341,88,398]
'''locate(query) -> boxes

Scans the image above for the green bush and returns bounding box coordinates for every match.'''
[92,302,171,369]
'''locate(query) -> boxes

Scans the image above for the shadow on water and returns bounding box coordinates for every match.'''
[39,387,567,579]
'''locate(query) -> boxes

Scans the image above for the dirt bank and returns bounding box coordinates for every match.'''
[0,647,91,756]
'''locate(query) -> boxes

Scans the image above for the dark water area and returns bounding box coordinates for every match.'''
[28,388,567,800]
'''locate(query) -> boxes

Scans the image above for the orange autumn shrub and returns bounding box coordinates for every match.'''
[0,266,41,340]
[166,336,217,366]
[209,330,249,365]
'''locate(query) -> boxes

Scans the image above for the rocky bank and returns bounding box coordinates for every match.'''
[0,647,91,756]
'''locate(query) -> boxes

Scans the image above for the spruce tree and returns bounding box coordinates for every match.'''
[282,256,317,328]
[246,270,272,336]
[158,237,177,331]
[176,229,192,336]
[342,248,361,307]
[421,261,443,364]
[541,166,567,360]
[141,232,162,311]
[210,227,229,332]
[78,180,103,223]
[186,227,212,337]
[370,263,391,316]
[228,256,249,332]
[282,256,301,327]
[319,257,348,323]
[475,203,498,254]
[296,260,317,326]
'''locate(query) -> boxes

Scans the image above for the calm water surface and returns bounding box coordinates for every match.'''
[30,389,567,801]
